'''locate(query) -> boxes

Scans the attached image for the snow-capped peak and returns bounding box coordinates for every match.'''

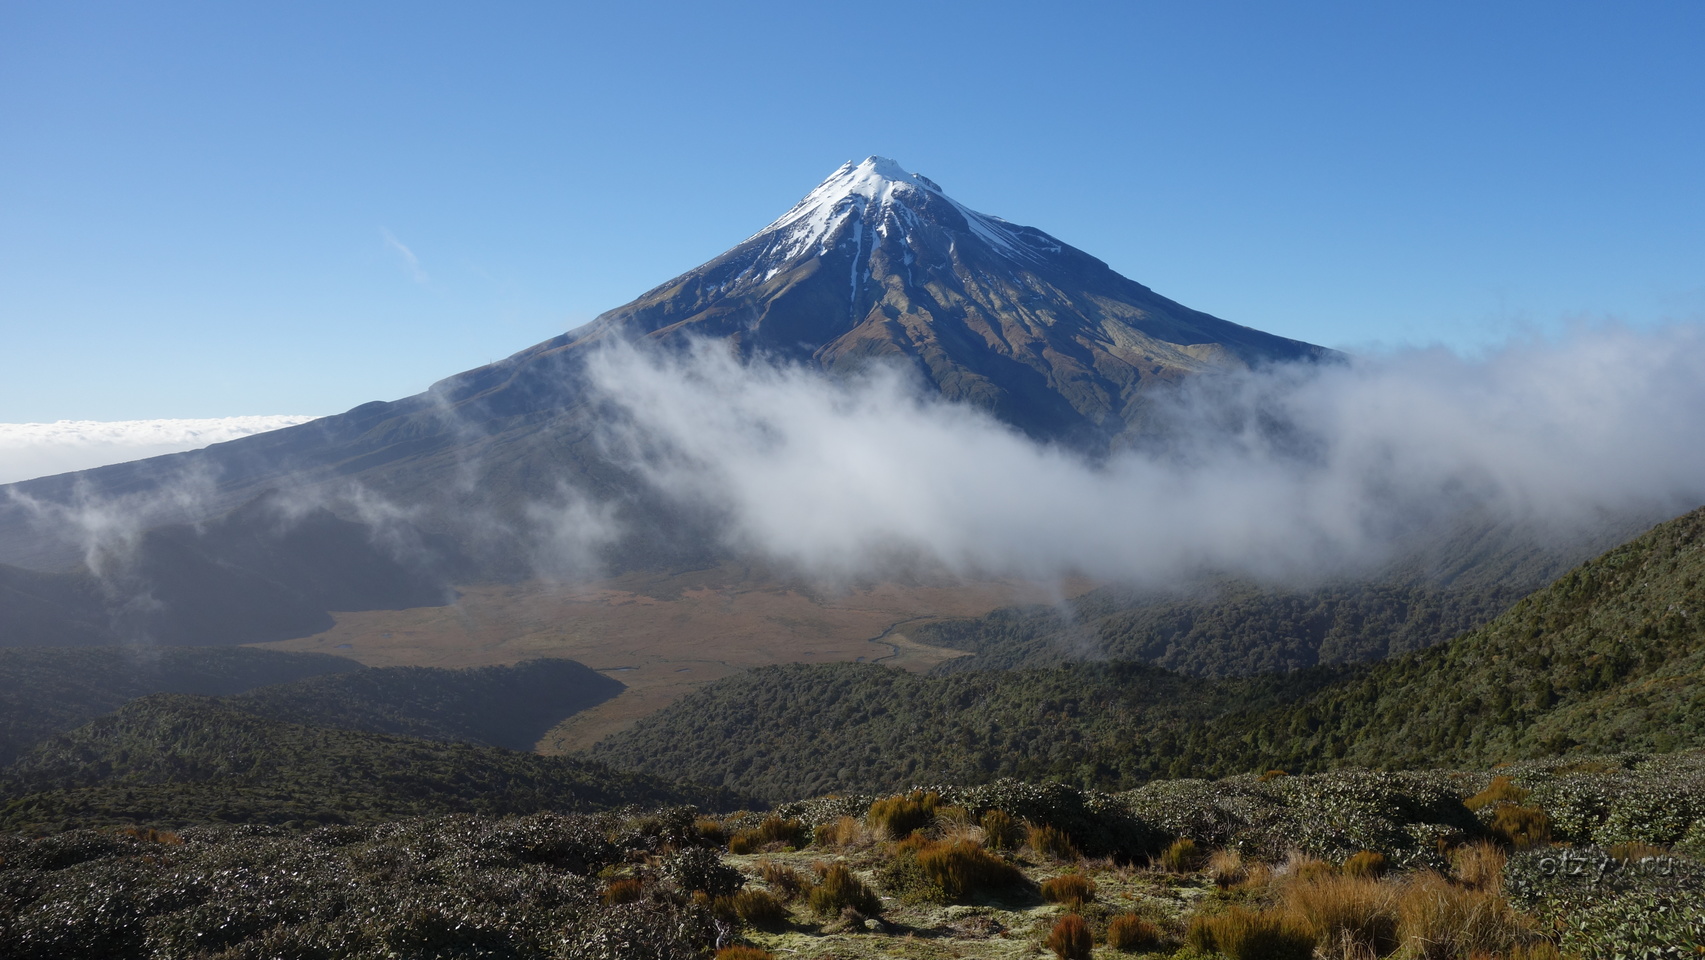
[746,156,1051,266]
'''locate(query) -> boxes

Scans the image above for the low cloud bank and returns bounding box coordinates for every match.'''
[583,323,1705,586]
[0,416,320,485]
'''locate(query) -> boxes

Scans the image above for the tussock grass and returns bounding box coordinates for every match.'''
[729,815,806,854]
[1186,905,1314,960]
[1039,871,1096,909]
[1106,912,1163,951]
[1045,913,1094,959]
[1341,849,1388,879]
[812,815,871,848]
[867,790,941,839]
[1026,822,1081,861]
[1394,871,1531,959]
[727,888,788,928]
[1158,837,1203,872]
[1279,873,1398,957]
[980,809,1021,850]
[600,876,644,906]
[713,948,774,960]
[757,860,808,901]
[806,861,882,917]
[1208,847,1248,887]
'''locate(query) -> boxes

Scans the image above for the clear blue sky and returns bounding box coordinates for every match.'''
[2,1,1701,422]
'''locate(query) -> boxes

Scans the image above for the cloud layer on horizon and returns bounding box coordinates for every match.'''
[582,323,1705,587]
[0,416,321,485]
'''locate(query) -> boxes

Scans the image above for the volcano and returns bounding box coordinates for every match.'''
[0,157,1331,642]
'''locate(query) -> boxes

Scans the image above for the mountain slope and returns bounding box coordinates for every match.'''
[0,646,359,766]
[0,157,1328,581]
[0,694,734,830]
[591,505,1705,796]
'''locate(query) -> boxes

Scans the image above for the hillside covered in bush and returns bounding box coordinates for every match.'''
[595,506,1705,799]
[0,694,736,832]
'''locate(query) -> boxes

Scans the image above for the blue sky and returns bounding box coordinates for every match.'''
[2,1,1701,423]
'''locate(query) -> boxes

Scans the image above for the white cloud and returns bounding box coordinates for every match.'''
[381,227,429,285]
[582,323,1705,586]
[0,415,321,485]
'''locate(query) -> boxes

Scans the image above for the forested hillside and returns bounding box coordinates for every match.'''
[918,580,1522,676]
[228,658,623,750]
[0,694,735,831]
[0,646,358,766]
[595,506,1705,799]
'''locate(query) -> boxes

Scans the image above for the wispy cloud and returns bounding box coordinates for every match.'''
[581,322,1705,586]
[0,416,320,485]
[380,227,429,285]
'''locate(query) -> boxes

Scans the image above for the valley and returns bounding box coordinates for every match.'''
[256,568,1081,749]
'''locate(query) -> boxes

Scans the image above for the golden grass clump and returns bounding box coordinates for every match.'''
[730,815,807,854]
[1207,847,1248,887]
[1489,804,1551,849]
[1465,775,1531,811]
[693,817,727,845]
[813,815,871,849]
[1394,871,1531,960]
[980,809,1021,850]
[1039,871,1096,909]
[1279,873,1398,957]
[807,861,882,917]
[1258,769,1289,783]
[1341,849,1388,879]
[1450,841,1507,892]
[1185,905,1314,960]
[757,861,808,901]
[1106,912,1164,952]
[1045,913,1094,960]
[867,790,941,839]
[713,948,774,960]
[916,838,1027,901]
[1158,836,1204,872]
[117,827,185,845]
[1026,822,1082,862]
[600,876,645,906]
[728,888,788,928]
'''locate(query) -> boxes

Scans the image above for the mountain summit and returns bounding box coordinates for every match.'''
[504,156,1330,443]
[1,158,1329,579]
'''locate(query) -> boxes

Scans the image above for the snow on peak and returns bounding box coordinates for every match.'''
[745,156,1049,267]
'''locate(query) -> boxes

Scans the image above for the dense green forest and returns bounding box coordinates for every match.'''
[228,657,624,750]
[0,646,358,766]
[0,694,734,832]
[917,580,1522,676]
[595,506,1705,800]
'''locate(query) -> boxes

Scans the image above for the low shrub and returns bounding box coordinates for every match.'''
[728,888,787,928]
[981,809,1021,850]
[1158,837,1203,872]
[1026,822,1081,861]
[757,861,807,901]
[868,790,941,839]
[1341,849,1388,879]
[602,877,645,905]
[661,846,743,897]
[1106,912,1163,951]
[1186,906,1315,960]
[807,862,882,917]
[1045,913,1094,960]
[1040,872,1096,909]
